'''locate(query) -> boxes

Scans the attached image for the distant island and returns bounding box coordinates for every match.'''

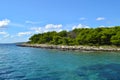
[18,26,120,51]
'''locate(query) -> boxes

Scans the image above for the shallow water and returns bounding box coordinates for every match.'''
[0,44,120,80]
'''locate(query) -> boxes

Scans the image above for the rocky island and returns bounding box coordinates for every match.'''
[18,26,120,52]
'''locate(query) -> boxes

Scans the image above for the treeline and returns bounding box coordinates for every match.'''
[29,26,120,46]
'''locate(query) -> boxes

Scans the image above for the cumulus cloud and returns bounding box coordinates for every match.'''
[96,17,105,21]
[18,32,32,36]
[0,19,10,28]
[30,27,42,33]
[45,24,62,29]
[30,24,63,33]
[72,24,90,30]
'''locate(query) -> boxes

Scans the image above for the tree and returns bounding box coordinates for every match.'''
[29,26,120,46]
[58,30,68,37]
[52,36,62,45]
[111,32,120,46]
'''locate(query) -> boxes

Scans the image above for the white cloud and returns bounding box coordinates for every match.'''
[98,25,106,28]
[0,31,10,39]
[45,24,62,29]
[98,25,113,28]
[18,32,32,36]
[3,34,10,38]
[0,19,10,28]
[96,17,105,21]
[72,24,90,30]
[25,20,41,24]
[30,24,63,33]
[0,31,7,35]
[30,27,42,33]
[79,17,86,20]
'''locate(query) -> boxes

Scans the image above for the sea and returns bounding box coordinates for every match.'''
[0,44,120,80]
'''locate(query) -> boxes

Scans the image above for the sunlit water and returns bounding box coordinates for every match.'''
[0,44,120,80]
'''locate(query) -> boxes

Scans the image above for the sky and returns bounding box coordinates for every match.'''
[0,0,120,43]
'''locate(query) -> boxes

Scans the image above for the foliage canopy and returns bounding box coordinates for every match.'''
[29,26,120,46]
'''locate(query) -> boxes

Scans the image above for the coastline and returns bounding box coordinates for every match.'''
[17,43,120,52]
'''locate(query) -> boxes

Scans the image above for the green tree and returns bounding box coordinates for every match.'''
[29,26,120,46]
[111,32,120,46]
[58,30,68,37]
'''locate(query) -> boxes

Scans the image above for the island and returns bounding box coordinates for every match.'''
[18,26,120,51]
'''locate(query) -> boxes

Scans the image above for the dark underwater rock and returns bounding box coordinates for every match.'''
[76,63,120,80]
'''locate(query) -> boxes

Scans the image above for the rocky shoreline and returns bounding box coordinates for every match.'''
[17,43,120,52]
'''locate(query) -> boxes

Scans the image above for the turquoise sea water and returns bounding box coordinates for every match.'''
[0,44,120,80]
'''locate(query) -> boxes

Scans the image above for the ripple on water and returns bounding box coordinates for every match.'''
[0,66,13,71]
[0,65,25,80]
[76,63,120,80]
[1,45,120,80]
[0,67,15,75]
[24,76,60,80]
[24,67,63,80]
[0,71,25,80]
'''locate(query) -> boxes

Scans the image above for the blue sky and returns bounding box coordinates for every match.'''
[0,0,120,43]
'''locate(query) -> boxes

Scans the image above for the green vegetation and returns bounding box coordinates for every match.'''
[28,26,120,46]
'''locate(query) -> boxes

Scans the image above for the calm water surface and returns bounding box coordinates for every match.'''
[0,44,120,80]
